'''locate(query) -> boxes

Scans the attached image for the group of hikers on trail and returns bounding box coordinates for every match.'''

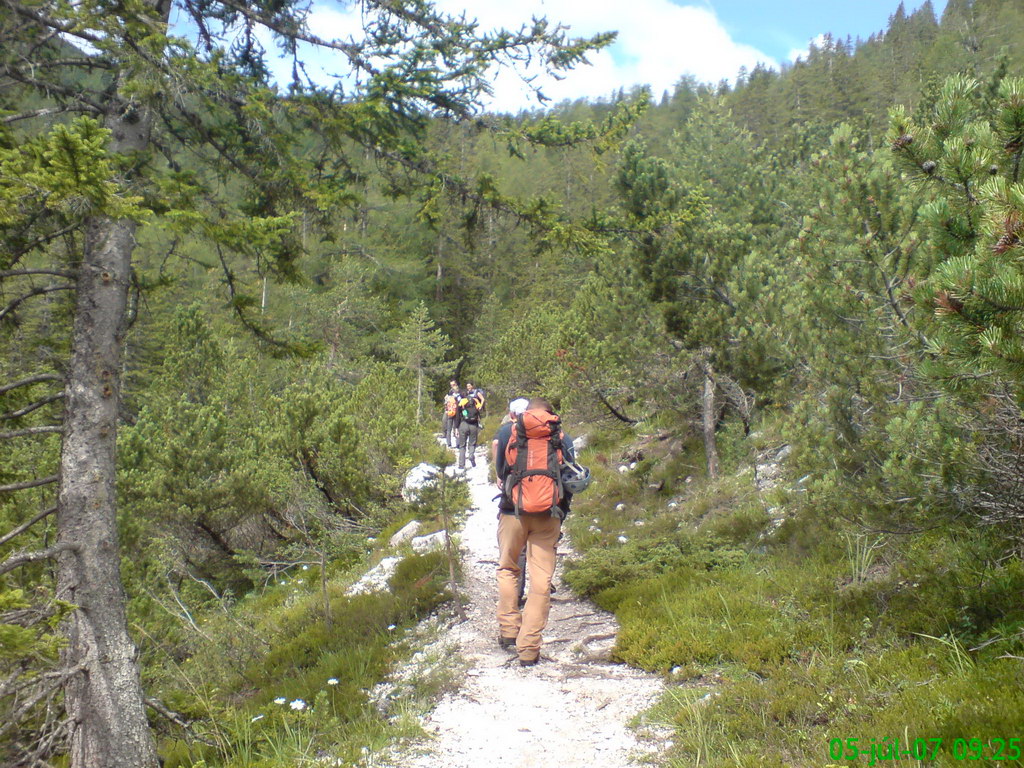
[441,379,486,470]
[440,383,592,667]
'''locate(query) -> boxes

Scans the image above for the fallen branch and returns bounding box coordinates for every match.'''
[579,632,616,644]
[144,696,205,736]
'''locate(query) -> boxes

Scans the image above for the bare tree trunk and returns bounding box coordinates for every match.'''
[435,235,444,302]
[438,470,465,621]
[701,365,720,481]
[416,366,424,424]
[321,548,332,629]
[56,86,161,768]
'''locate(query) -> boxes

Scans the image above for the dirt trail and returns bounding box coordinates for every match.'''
[380,445,667,768]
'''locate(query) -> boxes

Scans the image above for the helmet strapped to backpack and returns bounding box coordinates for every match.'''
[560,461,592,495]
[504,409,564,516]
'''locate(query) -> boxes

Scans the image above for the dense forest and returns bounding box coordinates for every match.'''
[4,0,1024,765]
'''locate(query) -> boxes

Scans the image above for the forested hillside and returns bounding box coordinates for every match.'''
[3,0,1024,765]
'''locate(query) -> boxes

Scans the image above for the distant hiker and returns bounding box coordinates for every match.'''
[495,397,572,666]
[469,383,486,420]
[465,381,486,421]
[455,386,484,470]
[442,379,460,448]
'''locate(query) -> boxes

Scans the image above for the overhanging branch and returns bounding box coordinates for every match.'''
[0,284,76,323]
[0,542,76,577]
[0,506,57,549]
[0,373,62,396]
[0,474,59,493]
[0,269,76,281]
[0,425,63,440]
[1,393,64,421]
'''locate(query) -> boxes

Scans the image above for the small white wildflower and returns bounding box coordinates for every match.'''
[289,699,306,711]
[635,520,645,526]
[668,502,679,509]
[302,564,309,570]
[387,624,396,631]
[617,535,629,544]
[629,461,638,470]
[296,579,303,584]
[273,697,286,705]
[251,714,265,722]
[617,465,628,473]
[615,503,626,511]
[279,580,286,585]
[327,678,339,685]
[367,537,377,543]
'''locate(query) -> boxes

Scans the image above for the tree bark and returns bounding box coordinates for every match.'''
[55,89,161,768]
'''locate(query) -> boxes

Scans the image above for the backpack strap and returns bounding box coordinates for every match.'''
[547,420,564,517]
[510,413,529,516]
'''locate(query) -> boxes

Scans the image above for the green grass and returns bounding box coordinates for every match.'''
[152,551,453,768]
[564,422,1024,768]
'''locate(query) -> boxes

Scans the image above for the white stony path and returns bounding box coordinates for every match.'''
[382,444,667,768]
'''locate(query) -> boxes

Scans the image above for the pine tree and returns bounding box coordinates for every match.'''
[890,74,1024,388]
[0,2,609,764]
[390,302,458,425]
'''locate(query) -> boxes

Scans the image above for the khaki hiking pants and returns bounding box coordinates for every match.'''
[497,512,561,662]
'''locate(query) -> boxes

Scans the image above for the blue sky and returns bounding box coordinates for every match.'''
[706,0,949,62]
[247,0,951,111]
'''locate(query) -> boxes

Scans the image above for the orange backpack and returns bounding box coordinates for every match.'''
[444,394,458,418]
[504,408,564,515]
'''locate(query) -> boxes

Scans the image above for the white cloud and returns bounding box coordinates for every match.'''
[249,0,777,111]
[456,0,776,111]
[788,33,828,63]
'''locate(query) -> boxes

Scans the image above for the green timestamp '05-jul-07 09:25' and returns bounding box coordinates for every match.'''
[829,737,1024,763]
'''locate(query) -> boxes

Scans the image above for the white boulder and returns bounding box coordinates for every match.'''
[347,556,402,595]
[389,520,422,548]
[402,462,439,502]
[411,531,447,554]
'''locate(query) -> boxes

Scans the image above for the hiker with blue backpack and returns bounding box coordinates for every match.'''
[493,397,591,666]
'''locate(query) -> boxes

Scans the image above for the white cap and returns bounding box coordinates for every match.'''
[508,398,529,415]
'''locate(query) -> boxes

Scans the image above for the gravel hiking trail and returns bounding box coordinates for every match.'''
[380,445,668,768]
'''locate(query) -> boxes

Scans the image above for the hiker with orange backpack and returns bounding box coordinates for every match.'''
[495,397,579,666]
[441,379,460,448]
[494,397,550,609]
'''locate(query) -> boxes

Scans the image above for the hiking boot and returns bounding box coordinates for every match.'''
[498,635,516,650]
[519,656,539,667]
